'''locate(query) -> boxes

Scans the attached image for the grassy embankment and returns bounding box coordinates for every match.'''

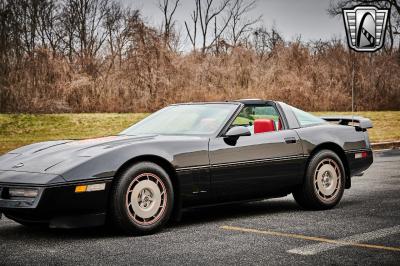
[0,112,399,154]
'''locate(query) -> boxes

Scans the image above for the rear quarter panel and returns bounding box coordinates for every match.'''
[295,124,373,176]
[295,124,369,153]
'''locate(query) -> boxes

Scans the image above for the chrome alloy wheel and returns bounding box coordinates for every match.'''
[125,173,167,225]
[314,158,341,203]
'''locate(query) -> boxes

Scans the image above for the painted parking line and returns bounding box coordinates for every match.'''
[287,225,400,255]
[220,225,400,254]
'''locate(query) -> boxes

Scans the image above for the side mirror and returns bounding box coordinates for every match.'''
[225,126,251,138]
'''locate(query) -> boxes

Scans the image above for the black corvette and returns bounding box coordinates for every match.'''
[0,99,373,234]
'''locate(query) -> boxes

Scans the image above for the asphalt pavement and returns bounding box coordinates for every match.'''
[1,149,399,265]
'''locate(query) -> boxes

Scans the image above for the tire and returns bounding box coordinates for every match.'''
[109,162,174,235]
[293,150,345,210]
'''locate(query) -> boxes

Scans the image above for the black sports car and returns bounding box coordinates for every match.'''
[0,99,373,234]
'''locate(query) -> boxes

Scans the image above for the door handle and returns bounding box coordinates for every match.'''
[284,137,297,144]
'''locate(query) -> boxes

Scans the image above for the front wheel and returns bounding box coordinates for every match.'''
[109,162,174,235]
[293,150,345,210]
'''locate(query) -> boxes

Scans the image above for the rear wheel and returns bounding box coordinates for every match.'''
[293,150,345,210]
[109,162,174,235]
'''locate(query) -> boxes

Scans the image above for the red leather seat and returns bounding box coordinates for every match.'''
[278,119,282,130]
[254,119,276,134]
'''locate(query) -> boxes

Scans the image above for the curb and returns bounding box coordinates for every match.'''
[371,141,400,150]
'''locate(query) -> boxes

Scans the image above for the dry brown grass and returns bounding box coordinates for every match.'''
[1,42,399,113]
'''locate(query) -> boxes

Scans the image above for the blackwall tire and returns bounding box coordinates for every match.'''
[109,162,174,235]
[293,150,345,210]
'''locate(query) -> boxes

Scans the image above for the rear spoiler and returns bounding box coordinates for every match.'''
[320,116,373,130]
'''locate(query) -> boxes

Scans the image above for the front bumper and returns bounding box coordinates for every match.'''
[0,178,113,228]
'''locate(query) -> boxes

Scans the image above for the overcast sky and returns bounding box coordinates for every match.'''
[123,0,345,46]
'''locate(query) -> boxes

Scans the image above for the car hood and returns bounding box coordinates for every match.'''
[0,135,155,175]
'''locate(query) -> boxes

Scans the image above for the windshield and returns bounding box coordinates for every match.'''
[120,104,238,136]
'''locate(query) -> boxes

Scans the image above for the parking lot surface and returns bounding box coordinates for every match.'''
[1,149,399,265]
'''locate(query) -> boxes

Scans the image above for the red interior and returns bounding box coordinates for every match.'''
[254,119,276,134]
[278,119,282,130]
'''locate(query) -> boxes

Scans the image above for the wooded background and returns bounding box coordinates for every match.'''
[0,0,399,113]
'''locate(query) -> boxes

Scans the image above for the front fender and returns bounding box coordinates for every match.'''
[54,145,174,182]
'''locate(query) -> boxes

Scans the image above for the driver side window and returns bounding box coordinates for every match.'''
[232,105,282,134]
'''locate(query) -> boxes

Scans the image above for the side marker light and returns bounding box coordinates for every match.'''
[75,183,106,193]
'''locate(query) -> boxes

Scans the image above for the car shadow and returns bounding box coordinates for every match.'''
[172,198,301,228]
[0,197,357,240]
[0,220,116,240]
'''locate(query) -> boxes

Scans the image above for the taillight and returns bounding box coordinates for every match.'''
[355,151,368,159]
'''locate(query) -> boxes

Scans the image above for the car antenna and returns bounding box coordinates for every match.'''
[351,55,355,125]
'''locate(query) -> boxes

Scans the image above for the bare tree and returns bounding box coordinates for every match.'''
[60,0,112,74]
[185,0,233,53]
[198,0,234,53]
[0,0,65,74]
[0,0,63,85]
[184,0,199,50]
[158,0,180,48]
[252,25,283,59]
[7,0,45,57]
[104,6,141,68]
[0,1,15,74]
[104,1,122,67]
[227,0,261,46]
[37,0,63,56]
[60,1,77,62]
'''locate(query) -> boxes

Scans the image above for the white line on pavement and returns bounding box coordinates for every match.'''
[287,225,400,255]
